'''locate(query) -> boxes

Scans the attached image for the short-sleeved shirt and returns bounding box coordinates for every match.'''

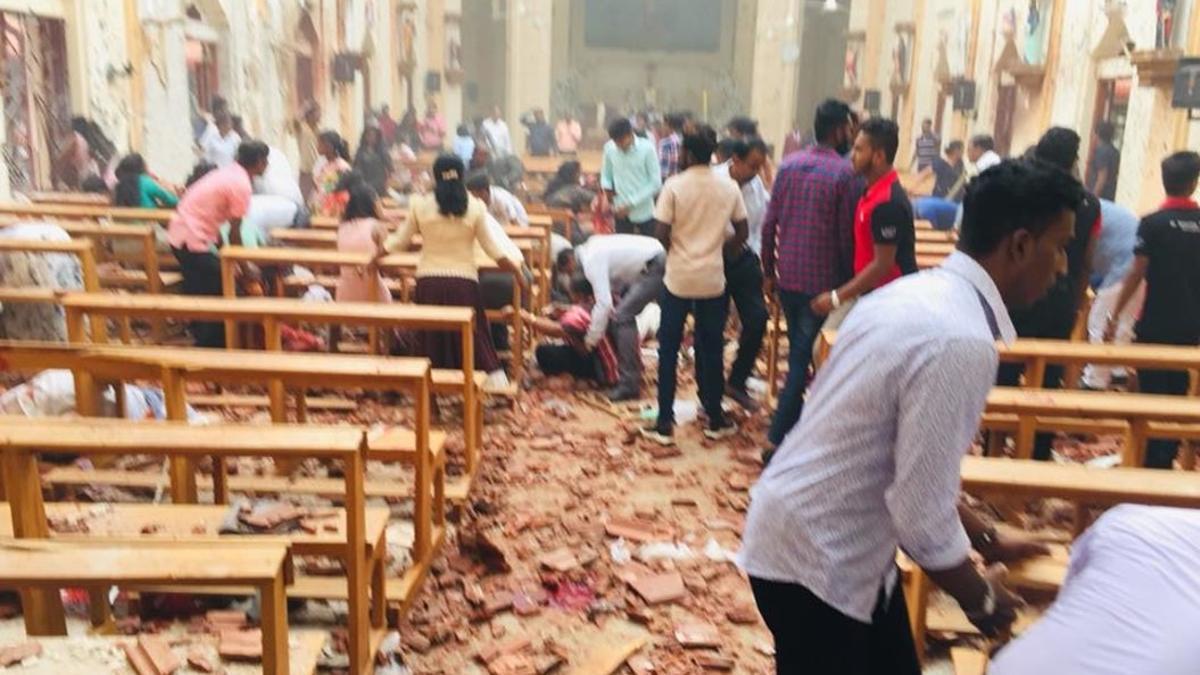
[853,170,917,287]
[654,165,748,299]
[1086,141,1120,201]
[1133,199,1200,345]
[914,132,940,171]
[167,163,253,253]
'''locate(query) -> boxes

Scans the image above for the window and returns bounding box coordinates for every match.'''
[1,11,71,191]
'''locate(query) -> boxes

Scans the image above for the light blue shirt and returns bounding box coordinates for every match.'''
[600,136,662,224]
[1092,199,1138,290]
[453,135,475,166]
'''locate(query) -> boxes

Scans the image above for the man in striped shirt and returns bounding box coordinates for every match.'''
[740,160,1084,673]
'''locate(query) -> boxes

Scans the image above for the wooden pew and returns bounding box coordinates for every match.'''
[55,293,483,499]
[0,239,105,338]
[0,201,175,225]
[0,539,296,674]
[0,418,376,673]
[915,241,956,256]
[26,190,110,205]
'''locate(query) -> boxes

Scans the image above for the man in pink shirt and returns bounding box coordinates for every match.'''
[168,140,270,347]
[417,101,447,150]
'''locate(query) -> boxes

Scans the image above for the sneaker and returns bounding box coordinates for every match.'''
[639,423,675,446]
[704,419,739,441]
[607,385,641,402]
[725,385,760,412]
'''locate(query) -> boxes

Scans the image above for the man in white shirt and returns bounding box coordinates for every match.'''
[991,505,1200,675]
[556,234,665,401]
[713,136,770,411]
[968,133,1002,174]
[199,111,242,167]
[466,172,528,226]
[739,160,1084,673]
[481,106,514,158]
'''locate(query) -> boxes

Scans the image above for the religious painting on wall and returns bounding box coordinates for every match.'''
[397,2,417,74]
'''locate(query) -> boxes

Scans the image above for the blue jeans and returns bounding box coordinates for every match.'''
[767,290,823,446]
[914,197,960,231]
[656,288,728,431]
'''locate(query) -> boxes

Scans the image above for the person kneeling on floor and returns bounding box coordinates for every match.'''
[529,276,619,386]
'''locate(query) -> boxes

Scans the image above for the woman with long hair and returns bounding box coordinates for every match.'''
[353,124,394,197]
[312,130,353,216]
[385,154,528,388]
[336,177,390,304]
[112,153,178,209]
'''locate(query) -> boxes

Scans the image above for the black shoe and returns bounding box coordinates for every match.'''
[725,385,760,412]
[704,419,739,441]
[607,385,641,402]
[639,423,675,446]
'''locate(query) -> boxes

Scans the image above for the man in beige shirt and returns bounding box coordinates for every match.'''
[642,125,749,446]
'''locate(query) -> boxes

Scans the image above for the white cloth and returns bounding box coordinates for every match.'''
[1081,280,1144,389]
[200,124,241,167]
[991,505,1200,675]
[244,195,299,233]
[255,146,304,206]
[575,234,665,348]
[714,162,770,256]
[738,251,1016,621]
[488,186,528,226]
[481,118,513,158]
[973,150,1002,174]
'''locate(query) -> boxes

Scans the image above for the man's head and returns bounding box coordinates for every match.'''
[813,98,854,154]
[728,136,768,185]
[1034,127,1081,176]
[725,116,758,140]
[555,248,577,276]
[608,117,635,151]
[427,101,439,115]
[1095,120,1116,145]
[381,104,390,116]
[569,275,595,306]
[1161,151,1200,197]
[470,144,490,170]
[715,138,739,165]
[959,160,1085,307]
[922,118,933,135]
[465,170,492,205]
[681,124,718,170]
[215,111,233,134]
[850,118,900,177]
[236,140,271,177]
[491,105,502,120]
[534,108,546,123]
[968,134,995,163]
[945,140,965,163]
[665,112,686,134]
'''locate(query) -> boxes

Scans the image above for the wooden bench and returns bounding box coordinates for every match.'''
[0,417,380,674]
[25,190,111,205]
[915,241,956,257]
[0,238,104,336]
[58,292,486,493]
[0,539,296,674]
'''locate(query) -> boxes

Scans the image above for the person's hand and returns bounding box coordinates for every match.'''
[965,565,1025,638]
[810,292,834,316]
[1102,315,1118,343]
[978,530,1051,565]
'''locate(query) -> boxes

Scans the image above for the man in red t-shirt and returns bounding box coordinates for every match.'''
[810,118,916,317]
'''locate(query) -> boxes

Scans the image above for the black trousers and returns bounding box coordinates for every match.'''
[614,216,655,237]
[996,362,1064,460]
[172,246,225,348]
[724,248,768,390]
[535,344,597,380]
[749,576,920,675]
[1139,366,1191,468]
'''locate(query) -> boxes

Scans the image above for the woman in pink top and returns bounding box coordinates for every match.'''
[336,181,391,304]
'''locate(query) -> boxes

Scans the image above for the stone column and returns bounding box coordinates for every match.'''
[506,0,553,154]
[750,0,802,158]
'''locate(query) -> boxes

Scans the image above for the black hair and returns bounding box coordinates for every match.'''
[569,274,593,298]
[731,135,768,161]
[970,134,995,152]
[335,170,367,193]
[664,112,687,132]
[814,99,852,144]
[318,130,351,161]
[186,161,217,188]
[465,170,491,191]
[354,125,393,172]
[1034,127,1080,173]
[432,154,469,217]
[555,247,575,272]
[342,180,381,222]
[1161,151,1200,196]
[859,118,900,165]
[726,116,758,137]
[80,175,109,194]
[684,125,719,166]
[715,138,739,163]
[959,159,1085,257]
[945,140,964,154]
[235,140,271,170]
[457,124,470,136]
[1096,121,1116,143]
[112,153,147,207]
[545,160,582,199]
[608,117,633,142]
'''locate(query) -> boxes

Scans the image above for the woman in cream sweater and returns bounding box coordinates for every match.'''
[385,154,528,388]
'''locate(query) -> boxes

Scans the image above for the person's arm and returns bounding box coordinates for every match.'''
[652,184,675,251]
[959,501,1050,563]
[813,200,904,314]
[890,340,1025,636]
[583,257,613,348]
[525,311,566,337]
[475,210,529,290]
[1090,167,1109,197]
[761,169,785,295]
[1105,255,1148,341]
[383,207,418,254]
[144,177,179,208]
[600,145,615,203]
[725,190,750,256]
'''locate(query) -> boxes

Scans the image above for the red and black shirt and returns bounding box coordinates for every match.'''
[1134,197,1200,345]
[853,169,917,288]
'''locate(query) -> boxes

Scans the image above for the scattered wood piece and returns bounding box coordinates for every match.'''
[138,635,181,675]
[218,629,262,662]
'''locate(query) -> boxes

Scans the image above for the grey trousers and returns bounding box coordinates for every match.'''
[610,253,666,390]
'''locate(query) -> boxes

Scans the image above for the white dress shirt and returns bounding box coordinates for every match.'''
[991,505,1200,675]
[974,150,1002,174]
[481,118,513,158]
[488,186,528,226]
[738,251,1016,621]
[576,234,665,347]
[714,162,770,255]
[200,124,241,167]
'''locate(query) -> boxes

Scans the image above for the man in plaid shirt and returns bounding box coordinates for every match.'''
[658,113,685,181]
[761,99,861,460]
